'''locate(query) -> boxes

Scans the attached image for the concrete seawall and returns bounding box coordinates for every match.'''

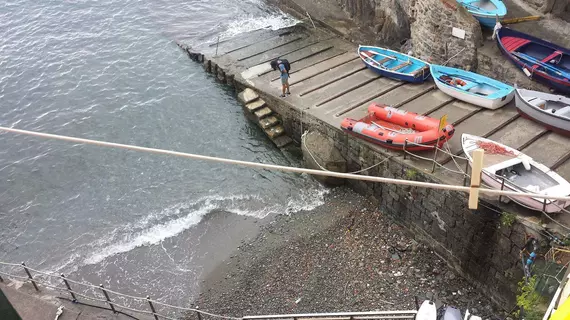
[177,24,570,307]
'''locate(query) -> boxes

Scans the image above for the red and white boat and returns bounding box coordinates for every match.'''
[461,133,570,213]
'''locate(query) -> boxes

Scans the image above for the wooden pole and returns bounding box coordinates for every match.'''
[468,149,484,209]
[502,16,541,25]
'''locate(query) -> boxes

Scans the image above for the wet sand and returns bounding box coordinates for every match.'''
[192,187,505,319]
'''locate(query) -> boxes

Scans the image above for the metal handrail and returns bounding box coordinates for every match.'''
[0,261,239,319]
[243,311,417,320]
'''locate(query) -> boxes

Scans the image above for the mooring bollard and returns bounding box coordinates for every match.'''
[21,262,39,291]
[147,296,160,320]
[99,284,116,314]
[61,274,77,302]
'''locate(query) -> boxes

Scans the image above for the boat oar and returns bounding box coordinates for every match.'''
[512,51,570,79]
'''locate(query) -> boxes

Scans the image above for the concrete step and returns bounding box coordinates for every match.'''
[254,107,273,119]
[264,125,285,139]
[273,135,293,148]
[245,99,266,112]
[259,116,280,129]
[238,88,259,104]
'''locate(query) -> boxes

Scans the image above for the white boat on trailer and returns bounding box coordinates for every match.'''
[514,87,570,136]
[461,133,570,213]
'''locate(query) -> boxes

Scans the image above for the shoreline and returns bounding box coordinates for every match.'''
[192,187,504,319]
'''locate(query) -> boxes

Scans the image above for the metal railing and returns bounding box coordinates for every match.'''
[243,310,417,320]
[0,261,418,320]
[0,261,239,320]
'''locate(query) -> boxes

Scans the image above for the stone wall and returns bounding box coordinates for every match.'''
[268,103,529,307]
[410,0,482,69]
[339,0,411,45]
[521,0,569,17]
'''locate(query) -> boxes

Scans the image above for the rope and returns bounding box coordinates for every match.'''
[301,131,393,174]
[2,126,570,202]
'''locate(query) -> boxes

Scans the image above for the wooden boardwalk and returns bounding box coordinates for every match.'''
[180,25,570,229]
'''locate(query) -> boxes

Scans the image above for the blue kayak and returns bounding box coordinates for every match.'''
[456,0,507,28]
[358,46,431,83]
[431,64,514,109]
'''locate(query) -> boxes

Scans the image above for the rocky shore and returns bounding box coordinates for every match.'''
[191,187,505,319]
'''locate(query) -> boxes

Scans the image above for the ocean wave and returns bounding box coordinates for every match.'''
[286,185,330,214]
[219,13,298,39]
[82,194,281,266]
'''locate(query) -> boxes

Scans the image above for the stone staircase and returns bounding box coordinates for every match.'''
[238,88,293,148]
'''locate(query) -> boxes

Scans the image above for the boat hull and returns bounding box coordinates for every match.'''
[461,133,570,213]
[480,171,569,213]
[358,46,431,84]
[434,77,514,109]
[472,13,505,28]
[496,27,570,95]
[514,89,570,136]
[457,0,507,28]
[431,64,514,109]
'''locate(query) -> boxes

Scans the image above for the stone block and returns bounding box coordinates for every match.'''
[254,107,273,120]
[216,67,226,82]
[238,88,259,105]
[203,60,211,73]
[264,125,284,139]
[273,135,293,148]
[302,131,347,186]
[259,116,279,129]
[245,100,266,113]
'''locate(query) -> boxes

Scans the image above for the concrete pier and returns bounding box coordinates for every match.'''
[180,24,570,210]
[178,23,570,306]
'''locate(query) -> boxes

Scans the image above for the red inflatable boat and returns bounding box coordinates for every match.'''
[340,103,455,151]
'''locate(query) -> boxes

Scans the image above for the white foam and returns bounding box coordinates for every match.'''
[219,13,298,39]
[285,186,330,214]
[82,194,281,266]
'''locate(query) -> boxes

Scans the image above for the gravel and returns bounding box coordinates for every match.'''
[190,187,504,319]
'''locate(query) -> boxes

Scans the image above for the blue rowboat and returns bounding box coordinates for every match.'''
[456,0,507,28]
[430,64,514,109]
[358,46,431,83]
[496,27,570,95]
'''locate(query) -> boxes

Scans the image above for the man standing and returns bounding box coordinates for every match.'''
[278,60,290,98]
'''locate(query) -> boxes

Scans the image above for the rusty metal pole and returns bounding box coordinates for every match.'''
[61,274,77,302]
[403,140,407,160]
[21,263,39,291]
[543,199,548,213]
[99,284,116,314]
[196,306,202,320]
[463,159,470,186]
[499,177,506,203]
[0,274,3,282]
[431,146,439,173]
[147,296,160,320]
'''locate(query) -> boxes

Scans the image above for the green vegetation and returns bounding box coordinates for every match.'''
[514,276,545,320]
[500,212,517,228]
[405,168,418,180]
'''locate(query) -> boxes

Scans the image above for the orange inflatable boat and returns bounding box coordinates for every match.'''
[340,103,455,151]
